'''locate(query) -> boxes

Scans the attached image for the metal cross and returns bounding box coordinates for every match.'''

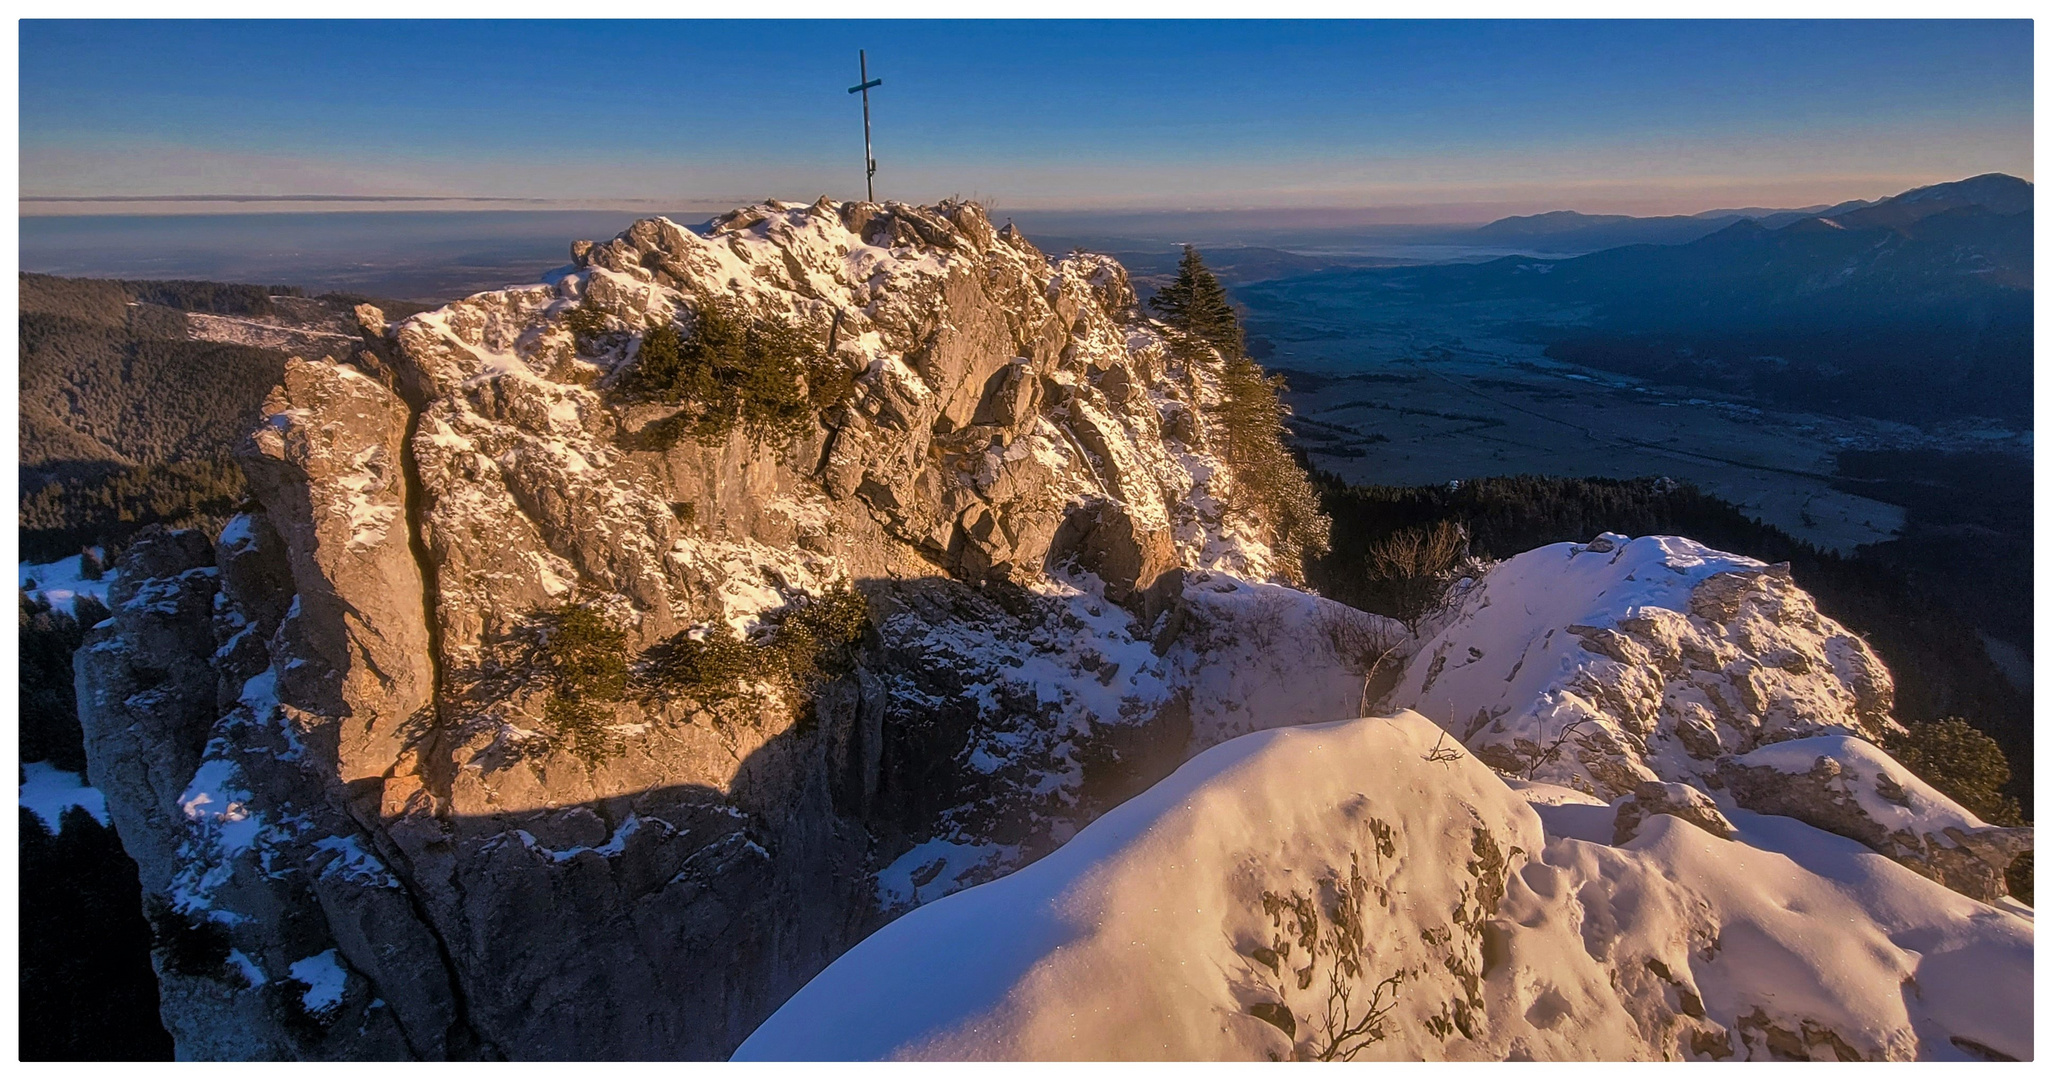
[847,50,882,202]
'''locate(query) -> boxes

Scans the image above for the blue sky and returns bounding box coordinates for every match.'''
[19,19,2034,217]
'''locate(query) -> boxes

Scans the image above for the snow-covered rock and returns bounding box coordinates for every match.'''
[1717,735,2032,903]
[1610,780,1734,845]
[737,712,2032,1062]
[1392,534,1896,798]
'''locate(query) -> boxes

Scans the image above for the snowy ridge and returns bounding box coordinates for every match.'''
[739,712,2031,1061]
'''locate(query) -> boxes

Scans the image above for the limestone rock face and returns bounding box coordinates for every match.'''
[239,358,432,784]
[75,527,222,895]
[1393,534,1897,799]
[77,201,1358,1060]
[1716,736,2031,903]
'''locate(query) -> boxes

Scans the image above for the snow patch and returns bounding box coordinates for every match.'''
[19,760,110,831]
[288,950,347,1015]
[227,949,268,988]
[18,554,114,615]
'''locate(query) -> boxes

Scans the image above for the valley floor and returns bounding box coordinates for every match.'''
[1276,336,2027,558]
[1241,273,2028,560]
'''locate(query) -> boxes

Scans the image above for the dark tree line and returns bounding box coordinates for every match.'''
[19,595,173,1059]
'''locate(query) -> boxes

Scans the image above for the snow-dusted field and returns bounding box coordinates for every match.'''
[19,760,110,832]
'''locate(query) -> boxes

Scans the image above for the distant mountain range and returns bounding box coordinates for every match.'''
[1469,199,1874,251]
[1467,173,2029,253]
[1250,173,2033,423]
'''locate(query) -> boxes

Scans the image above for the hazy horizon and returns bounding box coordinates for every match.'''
[21,20,2032,216]
[13,169,2026,228]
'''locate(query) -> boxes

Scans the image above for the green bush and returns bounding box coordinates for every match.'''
[524,602,629,766]
[774,585,872,682]
[542,696,620,767]
[636,585,871,722]
[531,603,628,698]
[614,300,844,448]
[516,588,870,755]
[1888,718,2024,826]
[1216,353,1331,580]
[561,305,614,352]
[1887,718,2031,904]
[637,624,761,711]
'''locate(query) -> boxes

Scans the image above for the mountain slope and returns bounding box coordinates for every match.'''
[1828,173,2032,231]
[1467,197,1881,253]
[64,201,2032,1061]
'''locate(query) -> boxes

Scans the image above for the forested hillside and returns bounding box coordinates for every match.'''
[15,274,436,562]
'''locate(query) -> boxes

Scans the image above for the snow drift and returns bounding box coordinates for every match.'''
[737,711,2032,1061]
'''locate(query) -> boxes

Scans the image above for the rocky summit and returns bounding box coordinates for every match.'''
[74,200,2030,1061]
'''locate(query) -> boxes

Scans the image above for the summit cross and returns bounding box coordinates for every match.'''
[847,50,883,202]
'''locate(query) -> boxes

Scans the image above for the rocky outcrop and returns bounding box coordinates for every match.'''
[75,527,223,896]
[1393,534,1898,799]
[240,358,433,784]
[1716,736,2031,903]
[77,201,1363,1060]
[1391,533,2028,905]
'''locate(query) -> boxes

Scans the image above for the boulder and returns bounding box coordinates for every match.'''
[1717,736,2031,902]
[1047,500,1177,603]
[1613,781,1735,844]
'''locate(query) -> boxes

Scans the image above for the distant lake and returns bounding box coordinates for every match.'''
[19,211,697,301]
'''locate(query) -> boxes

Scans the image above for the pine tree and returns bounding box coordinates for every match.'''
[1146,245,1328,580]
[1149,246,1243,356]
[1886,718,2024,827]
